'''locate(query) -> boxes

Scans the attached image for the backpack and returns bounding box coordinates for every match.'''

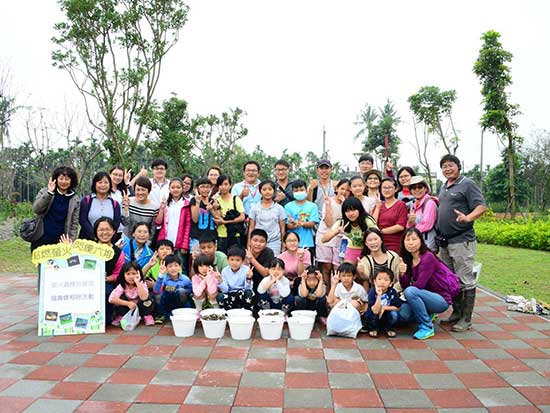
[224,196,246,248]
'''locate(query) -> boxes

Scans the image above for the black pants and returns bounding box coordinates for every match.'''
[113,294,153,317]
[295,296,328,317]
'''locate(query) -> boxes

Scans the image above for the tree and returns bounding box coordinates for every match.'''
[409,117,433,184]
[408,86,459,154]
[354,100,401,167]
[523,129,550,211]
[52,0,189,165]
[144,96,195,175]
[484,155,529,211]
[0,65,20,150]
[473,30,521,218]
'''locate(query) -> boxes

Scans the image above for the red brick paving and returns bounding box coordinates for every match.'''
[0,275,548,412]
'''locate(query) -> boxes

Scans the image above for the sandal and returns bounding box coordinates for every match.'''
[368,330,378,337]
[386,330,397,338]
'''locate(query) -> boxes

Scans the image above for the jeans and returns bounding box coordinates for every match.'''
[160,288,190,316]
[366,308,399,331]
[398,286,449,329]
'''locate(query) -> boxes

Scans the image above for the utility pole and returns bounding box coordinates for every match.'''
[479,128,484,191]
[322,125,326,158]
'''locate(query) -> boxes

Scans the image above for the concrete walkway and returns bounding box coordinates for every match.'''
[0,273,548,412]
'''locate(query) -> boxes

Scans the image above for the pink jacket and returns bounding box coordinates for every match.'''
[407,194,437,234]
[155,200,192,250]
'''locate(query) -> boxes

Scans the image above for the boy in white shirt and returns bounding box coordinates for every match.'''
[328,262,368,313]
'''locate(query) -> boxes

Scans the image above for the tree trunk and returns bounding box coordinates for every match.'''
[507,134,516,219]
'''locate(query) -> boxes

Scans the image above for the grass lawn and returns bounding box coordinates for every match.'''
[0,238,35,273]
[477,243,550,305]
[0,237,549,304]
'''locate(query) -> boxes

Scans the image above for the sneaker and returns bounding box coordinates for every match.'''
[144,315,155,326]
[111,315,122,326]
[154,315,165,325]
[413,326,435,340]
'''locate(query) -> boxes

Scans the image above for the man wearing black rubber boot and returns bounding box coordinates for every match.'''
[436,155,487,332]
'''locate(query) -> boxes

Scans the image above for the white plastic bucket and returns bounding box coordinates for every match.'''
[288,316,315,340]
[291,310,317,319]
[258,317,284,340]
[258,309,285,318]
[228,316,255,340]
[226,309,253,318]
[170,314,197,337]
[201,319,227,339]
[172,308,198,317]
[200,308,227,339]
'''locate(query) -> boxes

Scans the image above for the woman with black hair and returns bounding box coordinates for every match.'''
[31,166,80,251]
[79,172,121,240]
[399,227,461,340]
[396,166,416,206]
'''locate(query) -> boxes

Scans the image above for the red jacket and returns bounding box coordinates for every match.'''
[155,200,191,250]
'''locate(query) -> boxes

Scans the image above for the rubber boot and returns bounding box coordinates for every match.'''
[440,291,463,324]
[452,289,476,332]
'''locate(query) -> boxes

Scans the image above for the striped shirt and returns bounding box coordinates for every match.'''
[121,197,159,238]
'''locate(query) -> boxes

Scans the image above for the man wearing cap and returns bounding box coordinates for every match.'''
[307,159,336,212]
[437,154,487,332]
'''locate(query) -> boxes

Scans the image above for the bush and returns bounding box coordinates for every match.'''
[475,217,550,251]
[0,199,33,222]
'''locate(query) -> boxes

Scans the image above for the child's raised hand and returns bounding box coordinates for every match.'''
[297,248,305,259]
[122,192,130,209]
[398,257,407,274]
[309,178,318,190]
[214,271,222,284]
[133,273,141,285]
[316,270,323,281]
[59,234,73,245]
[246,266,253,279]
[375,285,383,296]
[47,178,56,192]
[138,166,148,177]
[159,260,166,275]
[149,251,158,267]
[192,244,199,259]
[331,271,340,284]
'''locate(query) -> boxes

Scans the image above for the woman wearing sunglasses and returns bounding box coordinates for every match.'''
[406,176,438,252]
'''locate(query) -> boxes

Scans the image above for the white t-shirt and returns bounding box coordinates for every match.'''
[166,198,185,244]
[335,281,368,302]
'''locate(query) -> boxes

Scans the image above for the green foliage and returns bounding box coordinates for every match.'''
[477,243,550,304]
[354,99,401,163]
[473,30,521,217]
[484,154,529,206]
[0,199,32,222]
[475,218,550,251]
[408,85,459,154]
[52,0,190,165]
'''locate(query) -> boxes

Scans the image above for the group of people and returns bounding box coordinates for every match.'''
[31,152,487,339]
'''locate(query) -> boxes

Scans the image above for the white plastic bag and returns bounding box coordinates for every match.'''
[120,307,140,331]
[326,300,362,338]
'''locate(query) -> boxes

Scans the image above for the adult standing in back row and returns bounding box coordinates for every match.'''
[437,154,487,332]
[307,159,335,212]
[232,160,262,216]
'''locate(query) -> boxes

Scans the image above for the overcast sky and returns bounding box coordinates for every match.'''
[2,0,549,176]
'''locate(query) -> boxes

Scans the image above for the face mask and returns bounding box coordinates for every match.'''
[293,191,307,201]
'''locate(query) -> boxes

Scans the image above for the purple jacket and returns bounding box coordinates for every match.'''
[400,251,460,305]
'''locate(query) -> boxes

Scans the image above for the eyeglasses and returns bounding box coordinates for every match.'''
[153,166,166,171]
[409,184,426,190]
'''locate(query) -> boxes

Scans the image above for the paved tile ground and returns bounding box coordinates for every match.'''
[0,273,549,412]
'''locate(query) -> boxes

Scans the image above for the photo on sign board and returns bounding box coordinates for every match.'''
[45,311,58,322]
[75,317,89,329]
[59,313,73,325]
[67,256,80,267]
[83,259,97,270]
